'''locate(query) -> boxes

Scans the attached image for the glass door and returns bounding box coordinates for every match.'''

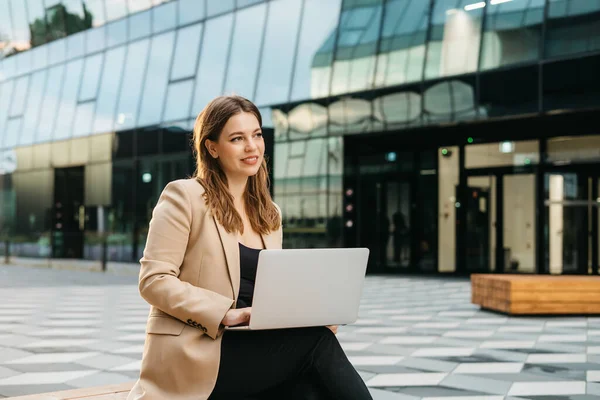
[545,171,599,274]
[465,175,495,272]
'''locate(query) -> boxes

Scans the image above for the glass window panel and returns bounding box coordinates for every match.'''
[290,0,342,102]
[178,0,206,25]
[79,53,104,101]
[55,59,84,140]
[86,26,106,53]
[543,55,600,111]
[207,0,234,17]
[129,0,152,13]
[223,3,267,99]
[21,70,47,145]
[37,65,65,142]
[153,1,177,33]
[66,31,86,59]
[138,31,175,126]
[48,39,66,65]
[303,138,327,176]
[3,118,21,148]
[9,0,31,51]
[255,0,301,106]
[480,0,544,70]
[375,0,429,87]
[479,65,539,118]
[331,1,383,96]
[192,13,233,115]
[0,0,14,48]
[546,0,600,58]
[129,9,151,40]
[0,57,16,81]
[15,51,33,75]
[171,23,203,80]
[26,0,46,48]
[84,0,107,27]
[73,102,95,137]
[64,0,91,35]
[94,46,126,133]
[0,81,15,138]
[105,0,128,21]
[116,39,150,130]
[46,3,68,41]
[107,19,128,47]
[237,0,263,7]
[31,45,49,71]
[163,80,194,122]
[466,140,539,168]
[425,0,484,80]
[9,76,29,117]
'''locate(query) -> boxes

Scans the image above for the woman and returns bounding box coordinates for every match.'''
[127,95,372,400]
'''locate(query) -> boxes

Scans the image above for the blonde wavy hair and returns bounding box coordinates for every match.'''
[192,95,280,234]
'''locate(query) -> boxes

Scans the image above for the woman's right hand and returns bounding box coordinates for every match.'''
[222,307,252,326]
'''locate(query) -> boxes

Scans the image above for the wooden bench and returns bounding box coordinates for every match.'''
[471,274,600,315]
[8,382,133,400]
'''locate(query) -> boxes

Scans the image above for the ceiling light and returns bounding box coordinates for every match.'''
[491,0,512,4]
[464,2,486,11]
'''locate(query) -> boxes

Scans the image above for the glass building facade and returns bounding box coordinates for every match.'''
[0,0,599,275]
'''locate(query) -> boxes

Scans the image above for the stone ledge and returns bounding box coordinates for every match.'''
[8,382,134,400]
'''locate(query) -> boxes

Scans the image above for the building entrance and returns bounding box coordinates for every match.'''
[52,166,85,259]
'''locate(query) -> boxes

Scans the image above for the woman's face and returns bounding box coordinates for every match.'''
[205,112,264,181]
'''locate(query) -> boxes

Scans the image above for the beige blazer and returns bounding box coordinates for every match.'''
[127,179,282,400]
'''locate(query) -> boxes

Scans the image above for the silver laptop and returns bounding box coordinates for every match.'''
[225,248,369,331]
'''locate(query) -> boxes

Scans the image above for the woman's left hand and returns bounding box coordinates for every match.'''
[326,325,338,335]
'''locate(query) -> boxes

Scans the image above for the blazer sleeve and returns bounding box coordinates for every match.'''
[138,181,234,340]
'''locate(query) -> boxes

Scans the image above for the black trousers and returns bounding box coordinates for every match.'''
[208,326,373,400]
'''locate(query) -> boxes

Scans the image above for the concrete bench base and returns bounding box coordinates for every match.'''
[9,382,133,399]
[472,274,600,314]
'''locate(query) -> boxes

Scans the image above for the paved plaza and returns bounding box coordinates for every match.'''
[1,265,600,399]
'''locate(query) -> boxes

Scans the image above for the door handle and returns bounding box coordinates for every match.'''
[79,205,85,231]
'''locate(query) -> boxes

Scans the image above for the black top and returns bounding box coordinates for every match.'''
[236,242,262,308]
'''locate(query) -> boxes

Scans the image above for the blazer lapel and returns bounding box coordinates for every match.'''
[213,217,240,302]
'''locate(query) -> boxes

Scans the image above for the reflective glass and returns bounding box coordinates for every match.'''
[290,0,342,101]
[86,26,107,54]
[107,19,128,47]
[171,23,203,80]
[237,0,263,7]
[66,31,86,59]
[116,39,151,130]
[80,53,104,101]
[546,0,600,58]
[192,13,233,115]
[138,32,175,126]
[0,81,14,139]
[0,57,16,81]
[55,59,84,140]
[207,0,234,17]
[94,46,126,133]
[26,0,47,48]
[46,3,68,40]
[21,70,47,145]
[129,0,152,13]
[255,0,301,106]
[83,0,108,27]
[479,65,539,118]
[331,1,383,96]
[37,65,65,142]
[543,55,600,111]
[163,80,194,122]
[73,102,96,137]
[31,45,49,71]
[9,0,31,51]
[224,3,267,99]
[375,0,429,87]
[105,0,128,21]
[153,1,177,33]
[129,10,151,40]
[64,0,90,35]
[425,0,484,79]
[16,50,33,76]
[480,0,544,70]
[9,76,29,117]
[423,76,478,123]
[48,39,67,65]
[0,0,14,49]
[3,117,21,148]
[178,0,206,25]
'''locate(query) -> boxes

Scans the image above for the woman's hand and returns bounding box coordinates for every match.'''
[326,325,338,335]
[222,307,252,326]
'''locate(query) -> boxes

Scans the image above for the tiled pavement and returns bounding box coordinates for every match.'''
[1,265,600,399]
